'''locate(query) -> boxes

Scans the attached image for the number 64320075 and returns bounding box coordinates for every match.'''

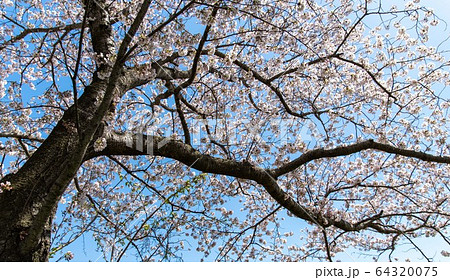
[375,266,438,277]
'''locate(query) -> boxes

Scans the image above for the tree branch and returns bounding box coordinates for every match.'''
[85,132,408,235]
[0,133,44,142]
[270,139,450,178]
[0,21,82,51]
[214,50,312,119]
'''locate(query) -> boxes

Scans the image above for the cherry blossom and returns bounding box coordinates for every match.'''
[0,0,449,262]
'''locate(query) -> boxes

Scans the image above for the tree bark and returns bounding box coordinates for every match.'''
[0,0,118,260]
[0,81,106,261]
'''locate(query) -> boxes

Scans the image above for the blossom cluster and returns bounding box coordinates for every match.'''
[1,0,449,261]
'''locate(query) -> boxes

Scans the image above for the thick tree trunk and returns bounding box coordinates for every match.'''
[0,125,78,260]
[0,0,127,261]
[0,81,106,261]
[0,186,55,261]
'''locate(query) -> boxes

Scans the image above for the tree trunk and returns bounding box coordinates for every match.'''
[0,187,55,261]
[0,0,128,261]
[0,81,106,261]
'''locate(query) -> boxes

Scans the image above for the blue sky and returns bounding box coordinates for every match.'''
[52,0,450,262]
[1,0,449,262]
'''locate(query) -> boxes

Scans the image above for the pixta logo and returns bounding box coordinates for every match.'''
[126,118,317,155]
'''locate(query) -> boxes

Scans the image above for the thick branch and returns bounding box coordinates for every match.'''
[0,133,44,142]
[271,139,450,178]
[0,22,82,51]
[123,62,191,90]
[86,132,404,235]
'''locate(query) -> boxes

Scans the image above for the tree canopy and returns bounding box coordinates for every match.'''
[0,0,450,261]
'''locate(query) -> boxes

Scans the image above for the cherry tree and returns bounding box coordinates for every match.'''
[1,0,450,261]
